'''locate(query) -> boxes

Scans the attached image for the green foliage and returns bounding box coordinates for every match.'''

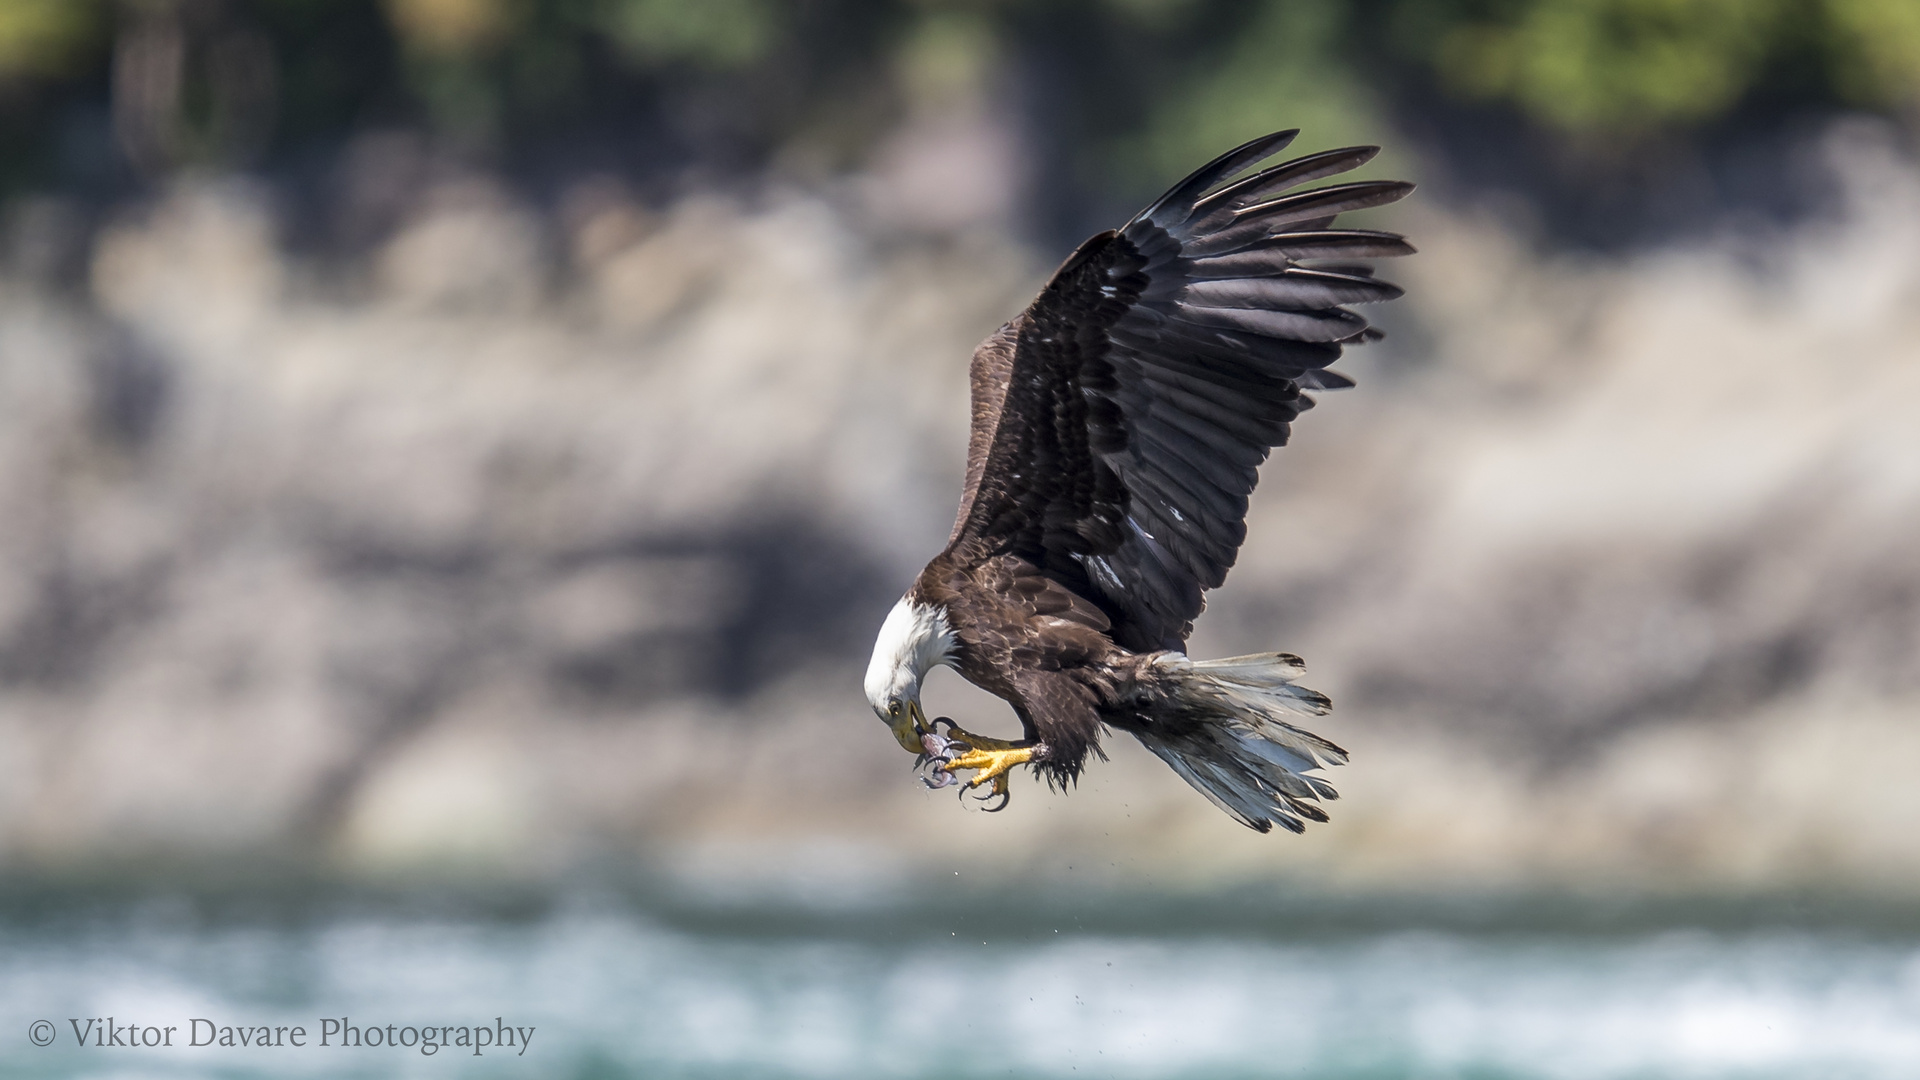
[1121,0,1391,190]
[1396,0,1920,132]
[0,0,102,78]
[1824,0,1920,107]
[594,0,779,69]
[3,0,1920,200]
[1421,0,1791,131]
[897,10,997,109]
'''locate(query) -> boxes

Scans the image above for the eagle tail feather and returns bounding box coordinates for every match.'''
[1135,652,1346,834]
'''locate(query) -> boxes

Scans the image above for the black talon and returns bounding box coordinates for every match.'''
[978,787,1011,813]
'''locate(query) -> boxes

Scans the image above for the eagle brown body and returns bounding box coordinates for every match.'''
[866,130,1412,832]
[907,542,1133,786]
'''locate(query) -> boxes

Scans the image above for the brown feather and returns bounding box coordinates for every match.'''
[899,130,1411,813]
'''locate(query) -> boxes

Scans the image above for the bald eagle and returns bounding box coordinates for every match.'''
[864,130,1412,832]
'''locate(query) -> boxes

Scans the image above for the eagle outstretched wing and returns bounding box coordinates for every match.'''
[950,130,1413,652]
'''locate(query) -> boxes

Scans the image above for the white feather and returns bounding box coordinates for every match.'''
[863,596,957,715]
[1136,650,1344,833]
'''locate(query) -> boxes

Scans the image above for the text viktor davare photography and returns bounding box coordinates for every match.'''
[45,1016,534,1056]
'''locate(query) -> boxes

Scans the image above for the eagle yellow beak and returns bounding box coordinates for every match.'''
[888,699,929,753]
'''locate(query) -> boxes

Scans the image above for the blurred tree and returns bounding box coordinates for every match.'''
[383,0,523,142]
[2,0,1920,243]
[1117,0,1394,193]
[1392,0,1920,131]
[594,0,778,68]
[109,0,281,173]
[385,0,516,55]
[1411,0,1792,132]
[0,0,102,79]
[1825,0,1920,110]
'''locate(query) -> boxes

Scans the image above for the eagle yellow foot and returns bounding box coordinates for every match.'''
[917,720,1038,811]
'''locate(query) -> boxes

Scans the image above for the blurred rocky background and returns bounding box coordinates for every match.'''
[2,0,1919,902]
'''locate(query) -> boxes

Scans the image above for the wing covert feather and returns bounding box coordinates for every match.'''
[949,321,1020,544]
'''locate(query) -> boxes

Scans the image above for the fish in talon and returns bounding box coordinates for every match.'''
[920,730,957,762]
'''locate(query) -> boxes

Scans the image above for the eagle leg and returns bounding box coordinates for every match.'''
[915,718,1039,806]
[940,744,1037,792]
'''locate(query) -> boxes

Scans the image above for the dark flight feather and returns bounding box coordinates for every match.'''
[1134,129,1301,228]
[948,130,1411,652]
[1186,146,1381,221]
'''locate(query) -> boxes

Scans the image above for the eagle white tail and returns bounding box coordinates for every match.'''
[1135,652,1346,834]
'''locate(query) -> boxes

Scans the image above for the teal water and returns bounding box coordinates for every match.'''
[4,888,1919,1079]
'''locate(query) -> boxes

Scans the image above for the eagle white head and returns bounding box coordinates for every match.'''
[865,595,956,751]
